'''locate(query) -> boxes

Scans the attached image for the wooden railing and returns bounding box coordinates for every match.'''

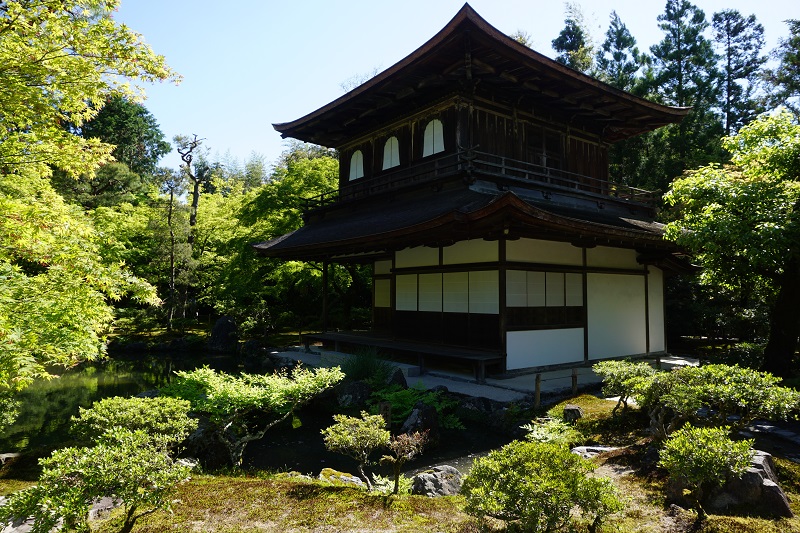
[302,150,657,214]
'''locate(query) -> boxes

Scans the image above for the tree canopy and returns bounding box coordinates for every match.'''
[0,0,176,403]
[665,110,800,375]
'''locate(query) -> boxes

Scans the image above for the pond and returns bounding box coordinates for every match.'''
[0,353,512,477]
[0,354,235,453]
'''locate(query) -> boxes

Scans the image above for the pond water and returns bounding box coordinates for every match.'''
[0,354,235,453]
[0,353,512,477]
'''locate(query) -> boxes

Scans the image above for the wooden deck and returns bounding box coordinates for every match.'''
[301,331,504,383]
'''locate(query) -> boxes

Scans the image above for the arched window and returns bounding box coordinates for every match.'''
[422,119,444,157]
[382,136,400,170]
[349,150,364,180]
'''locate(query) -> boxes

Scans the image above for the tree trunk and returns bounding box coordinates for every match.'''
[167,187,176,331]
[763,254,800,377]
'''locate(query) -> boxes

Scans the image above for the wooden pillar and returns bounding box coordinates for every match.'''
[499,236,508,372]
[322,260,329,333]
[582,247,589,363]
[644,265,651,355]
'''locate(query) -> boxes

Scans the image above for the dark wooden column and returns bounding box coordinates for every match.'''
[322,260,329,333]
[644,265,650,355]
[499,236,507,372]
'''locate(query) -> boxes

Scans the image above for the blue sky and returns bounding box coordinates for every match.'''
[115,0,798,171]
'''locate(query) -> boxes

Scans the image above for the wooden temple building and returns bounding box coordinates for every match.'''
[255,4,691,380]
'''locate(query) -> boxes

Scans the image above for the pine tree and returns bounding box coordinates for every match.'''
[551,2,594,73]
[595,11,647,93]
[712,10,767,135]
[764,20,800,116]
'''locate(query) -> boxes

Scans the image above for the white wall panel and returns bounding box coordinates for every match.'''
[648,268,665,352]
[374,279,391,308]
[468,271,499,314]
[418,273,443,312]
[443,239,497,264]
[374,260,392,275]
[586,246,640,269]
[506,329,584,369]
[443,272,469,312]
[506,238,582,265]
[587,273,647,359]
[395,274,417,311]
[395,246,439,268]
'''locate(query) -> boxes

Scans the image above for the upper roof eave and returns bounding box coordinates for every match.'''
[273,3,689,145]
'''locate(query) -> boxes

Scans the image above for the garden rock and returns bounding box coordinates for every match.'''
[385,367,408,389]
[207,316,238,353]
[181,417,231,470]
[318,468,364,487]
[411,465,462,497]
[562,404,583,423]
[335,381,371,409]
[705,450,792,517]
[571,446,620,459]
[401,401,439,441]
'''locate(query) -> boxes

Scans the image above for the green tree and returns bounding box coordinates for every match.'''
[711,10,767,135]
[0,0,175,417]
[163,366,344,466]
[0,429,192,533]
[321,412,391,490]
[0,0,178,178]
[551,2,594,73]
[664,111,800,375]
[595,11,647,92]
[646,0,724,190]
[764,20,800,116]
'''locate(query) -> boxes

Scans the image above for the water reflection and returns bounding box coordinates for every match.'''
[0,355,235,453]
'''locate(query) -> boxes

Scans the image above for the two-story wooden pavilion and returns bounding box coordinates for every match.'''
[255,4,690,380]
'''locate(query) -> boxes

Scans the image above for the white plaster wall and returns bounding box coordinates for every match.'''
[395,274,417,311]
[587,273,647,359]
[506,238,582,265]
[374,260,392,275]
[586,246,640,269]
[506,329,584,369]
[442,239,497,264]
[443,272,469,312]
[419,273,443,312]
[374,279,391,307]
[395,246,439,268]
[648,267,665,352]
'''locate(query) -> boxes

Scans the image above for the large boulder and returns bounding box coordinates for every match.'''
[207,316,238,353]
[181,417,231,470]
[401,401,439,441]
[385,367,408,389]
[335,380,372,409]
[705,450,792,518]
[411,465,463,497]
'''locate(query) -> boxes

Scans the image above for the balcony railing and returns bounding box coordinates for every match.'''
[301,150,657,214]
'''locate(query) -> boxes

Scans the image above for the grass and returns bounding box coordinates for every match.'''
[91,474,493,533]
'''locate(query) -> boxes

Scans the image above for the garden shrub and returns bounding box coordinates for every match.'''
[370,385,463,429]
[592,360,656,415]
[0,429,192,533]
[163,365,344,465]
[70,396,197,450]
[659,424,753,516]
[340,347,395,389]
[521,418,583,447]
[321,411,390,490]
[380,430,428,495]
[462,440,623,533]
[600,361,800,440]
